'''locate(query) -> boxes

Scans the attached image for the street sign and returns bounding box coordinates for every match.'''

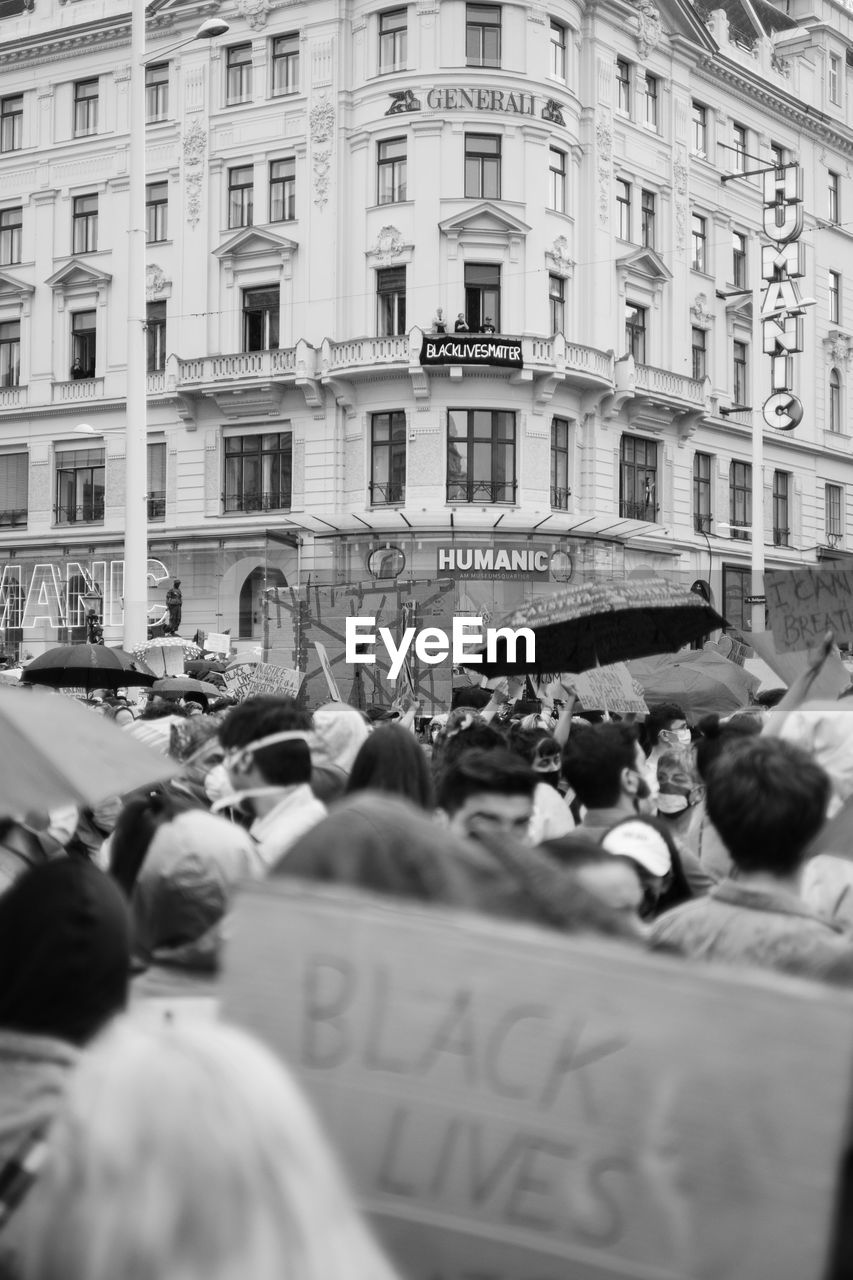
[744,595,766,605]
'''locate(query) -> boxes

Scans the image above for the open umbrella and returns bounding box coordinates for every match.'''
[626,649,760,722]
[23,644,156,693]
[0,687,177,819]
[131,637,203,661]
[151,676,223,698]
[466,578,727,677]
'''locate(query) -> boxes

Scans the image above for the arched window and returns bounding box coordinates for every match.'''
[829,368,842,434]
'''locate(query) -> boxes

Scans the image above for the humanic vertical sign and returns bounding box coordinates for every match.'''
[222,881,853,1280]
[760,165,806,432]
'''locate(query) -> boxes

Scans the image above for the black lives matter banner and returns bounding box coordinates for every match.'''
[420,336,523,369]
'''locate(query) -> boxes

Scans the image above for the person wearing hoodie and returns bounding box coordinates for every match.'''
[309,702,370,803]
[130,810,262,1001]
[0,860,130,1262]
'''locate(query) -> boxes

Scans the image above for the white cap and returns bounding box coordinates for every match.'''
[601,821,672,877]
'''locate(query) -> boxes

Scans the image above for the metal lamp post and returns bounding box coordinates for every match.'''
[123,0,229,651]
[81,587,104,645]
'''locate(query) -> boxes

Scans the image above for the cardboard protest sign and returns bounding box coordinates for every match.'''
[573,664,649,714]
[205,632,231,657]
[748,631,849,699]
[222,660,257,702]
[222,882,853,1280]
[246,662,303,699]
[144,644,184,678]
[765,568,853,653]
[313,641,342,702]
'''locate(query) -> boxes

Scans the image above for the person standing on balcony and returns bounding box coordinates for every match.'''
[454,313,469,333]
[482,316,496,334]
[165,581,182,636]
[432,308,447,334]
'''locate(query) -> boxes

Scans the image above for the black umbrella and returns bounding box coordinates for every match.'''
[465,578,727,677]
[23,644,157,692]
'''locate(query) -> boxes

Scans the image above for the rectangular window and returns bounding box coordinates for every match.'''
[691,212,707,272]
[0,94,22,153]
[464,132,501,199]
[693,452,712,532]
[626,302,646,363]
[691,327,706,381]
[770,142,787,169]
[549,274,565,334]
[729,460,752,540]
[732,122,747,172]
[226,44,253,104]
[723,563,751,632]
[466,4,501,67]
[73,79,98,137]
[228,165,254,229]
[145,181,168,244]
[829,171,840,224]
[269,158,296,222]
[616,178,631,240]
[464,261,500,332]
[147,441,166,521]
[551,417,569,509]
[549,146,566,213]
[377,266,406,336]
[145,63,169,122]
[691,100,707,156]
[0,320,19,388]
[71,310,96,378]
[830,270,842,325]
[830,53,841,105]
[826,482,843,546]
[773,470,790,546]
[447,408,516,504]
[146,301,166,373]
[242,287,279,351]
[732,230,747,288]
[550,20,567,82]
[72,194,98,254]
[379,9,407,72]
[733,339,748,405]
[641,189,655,248]
[271,33,299,95]
[619,435,657,521]
[829,368,842,434]
[55,446,104,524]
[0,451,27,527]
[0,206,21,266]
[645,73,658,129]
[377,137,407,205]
[370,411,406,505]
[616,58,630,114]
[224,432,292,514]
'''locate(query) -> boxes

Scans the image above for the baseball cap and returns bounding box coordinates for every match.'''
[601,821,672,877]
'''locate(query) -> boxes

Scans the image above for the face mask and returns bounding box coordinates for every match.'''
[661,729,691,748]
[204,764,232,805]
[656,792,689,815]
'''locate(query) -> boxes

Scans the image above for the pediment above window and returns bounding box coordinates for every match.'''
[726,295,752,325]
[214,227,298,284]
[45,259,112,293]
[439,202,531,261]
[616,247,672,284]
[0,269,34,307]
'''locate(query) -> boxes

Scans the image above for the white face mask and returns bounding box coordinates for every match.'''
[204,764,232,805]
[656,792,689,815]
[661,728,691,748]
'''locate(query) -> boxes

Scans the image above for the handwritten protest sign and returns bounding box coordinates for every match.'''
[749,630,850,699]
[313,641,342,702]
[765,567,853,652]
[573,664,649,714]
[144,644,185,678]
[222,660,302,701]
[205,632,231,657]
[222,882,853,1280]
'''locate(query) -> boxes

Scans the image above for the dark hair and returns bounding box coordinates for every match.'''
[431,720,507,773]
[640,702,689,754]
[507,725,559,766]
[450,685,492,711]
[538,835,623,871]
[219,696,313,786]
[562,722,640,809]
[693,714,761,782]
[140,698,189,721]
[109,790,200,899]
[705,737,831,875]
[345,725,435,811]
[755,687,787,709]
[436,748,537,816]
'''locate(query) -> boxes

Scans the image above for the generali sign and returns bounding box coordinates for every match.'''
[386,87,566,127]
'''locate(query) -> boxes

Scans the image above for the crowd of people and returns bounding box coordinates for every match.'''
[1,642,853,1277]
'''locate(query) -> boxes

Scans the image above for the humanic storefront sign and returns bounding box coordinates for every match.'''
[437,545,550,579]
[760,165,807,432]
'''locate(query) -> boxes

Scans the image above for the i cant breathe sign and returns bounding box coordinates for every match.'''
[420,336,524,369]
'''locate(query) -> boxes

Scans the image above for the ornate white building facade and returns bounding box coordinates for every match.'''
[0,0,851,706]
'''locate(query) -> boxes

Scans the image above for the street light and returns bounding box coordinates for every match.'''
[80,587,104,645]
[123,1,229,652]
